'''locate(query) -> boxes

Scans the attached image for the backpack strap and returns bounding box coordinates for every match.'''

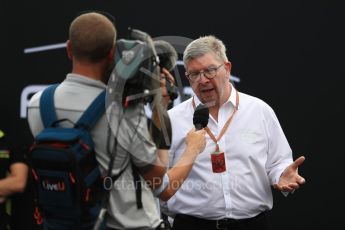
[39,84,59,128]
[131,161,143,209]
[40,85,105,130]
[76,90,106,130]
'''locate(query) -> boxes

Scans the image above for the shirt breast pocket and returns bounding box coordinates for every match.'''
[239,130,262,144]
[236,129,268,160]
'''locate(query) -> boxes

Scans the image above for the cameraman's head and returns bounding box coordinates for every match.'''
[66,12,117,82]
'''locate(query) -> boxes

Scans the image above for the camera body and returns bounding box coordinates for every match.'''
[113,39,156,106]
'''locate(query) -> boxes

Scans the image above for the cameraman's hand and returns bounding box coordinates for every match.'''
[185,128,207,155]
[161,68,175,85]
[160,68,175,109]
[151,67,174,131]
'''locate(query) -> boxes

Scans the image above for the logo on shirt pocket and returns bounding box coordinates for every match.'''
[239,130,261,144]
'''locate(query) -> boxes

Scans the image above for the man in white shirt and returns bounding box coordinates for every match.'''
[167,35,306,230]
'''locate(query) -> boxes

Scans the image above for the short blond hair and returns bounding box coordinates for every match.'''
[69,12,116,62]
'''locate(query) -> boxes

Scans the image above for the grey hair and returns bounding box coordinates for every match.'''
[183,35,228,67]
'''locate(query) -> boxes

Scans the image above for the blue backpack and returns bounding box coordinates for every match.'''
[29,84,105,229]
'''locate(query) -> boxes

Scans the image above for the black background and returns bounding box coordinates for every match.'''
[2,0,345,229]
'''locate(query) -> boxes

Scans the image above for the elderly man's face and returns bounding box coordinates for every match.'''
[186,52,231,108]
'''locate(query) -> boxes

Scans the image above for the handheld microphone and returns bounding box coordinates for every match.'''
[193,104,209,130]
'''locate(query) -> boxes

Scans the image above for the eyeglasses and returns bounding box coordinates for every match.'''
[185,64,224,83]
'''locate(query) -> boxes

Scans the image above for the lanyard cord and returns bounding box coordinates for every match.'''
[192,90,239,151]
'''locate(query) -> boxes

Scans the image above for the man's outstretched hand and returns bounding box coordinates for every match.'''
[274,156,306,192]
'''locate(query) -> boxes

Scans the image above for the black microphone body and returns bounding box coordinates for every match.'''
[193,104,209,130]
[194,123,205,130]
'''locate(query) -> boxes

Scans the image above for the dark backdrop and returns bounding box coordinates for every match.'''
[2,0,344,229]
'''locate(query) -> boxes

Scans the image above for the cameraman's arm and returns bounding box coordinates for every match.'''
[151,68,174,129]
[139,68,173,188]
[139,150,167,190]
[140,67,183,191]
[158,129,206,201]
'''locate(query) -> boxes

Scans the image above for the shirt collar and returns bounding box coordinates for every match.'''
[193,83,237,108]
[65,73,106,89]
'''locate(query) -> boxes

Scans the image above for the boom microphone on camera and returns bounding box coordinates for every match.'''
[153,40,178,72]
[153,40,178,101]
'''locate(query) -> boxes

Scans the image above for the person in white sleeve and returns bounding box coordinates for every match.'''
[166,35,306,230]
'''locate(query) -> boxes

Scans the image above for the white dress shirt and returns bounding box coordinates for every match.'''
[167,86,293,220]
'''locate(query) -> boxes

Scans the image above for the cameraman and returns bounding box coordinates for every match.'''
[28,12,205,230]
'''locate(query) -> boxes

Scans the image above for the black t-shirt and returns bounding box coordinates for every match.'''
[0,129,26,226]
[0,129,39,230]
[0,129,25,169]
